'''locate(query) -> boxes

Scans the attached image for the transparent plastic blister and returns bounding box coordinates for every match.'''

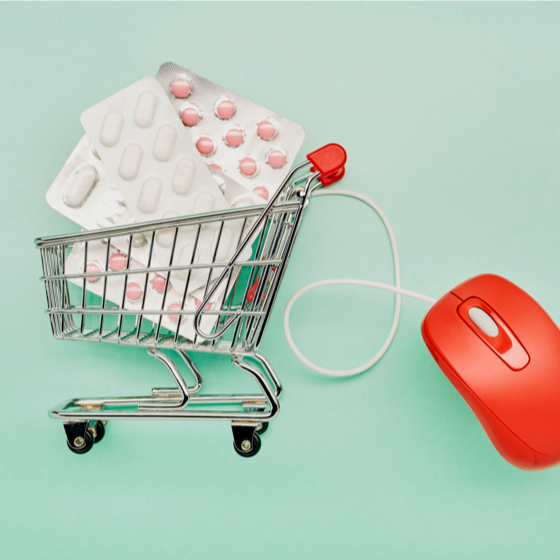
[156,62,305,201]
[46,135,117,231]
[81,77,242,294]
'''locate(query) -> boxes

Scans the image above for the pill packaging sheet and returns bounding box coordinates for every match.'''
[46,135,264,238]
[156,62,305,200]
[81,77,242,295]
[65,238,238,341]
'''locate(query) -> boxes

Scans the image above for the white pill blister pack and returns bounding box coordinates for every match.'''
[46,135,263,233]
[81,77,242,294]
[156,62,306,201]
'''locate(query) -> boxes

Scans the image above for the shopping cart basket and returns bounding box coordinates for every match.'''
[35,144,347,457]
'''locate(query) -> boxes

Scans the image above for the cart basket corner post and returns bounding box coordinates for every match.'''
[35,144,347,457]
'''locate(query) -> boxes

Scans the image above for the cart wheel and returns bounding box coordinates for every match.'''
[67,429,94,455]
[233,433,261,458]
[255,422,269,435]
[90,420,106,444]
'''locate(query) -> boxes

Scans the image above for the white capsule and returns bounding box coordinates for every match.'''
[156,211,178,247]
[63,164,97,208]
[131,233,147,248]
[99,110,124,147]
[153,124,177,162]
[193,191,215,214]
[172,158,196,195]
[137,177,162,214]
[134,90,158,128]
[118,144,143,180]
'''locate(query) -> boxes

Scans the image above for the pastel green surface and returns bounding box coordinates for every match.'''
[1,2,560,558]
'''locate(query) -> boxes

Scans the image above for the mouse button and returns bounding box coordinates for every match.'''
[468,307,499,337]
[451,273,514,302]
[457,298,529,371]
[458,299,513,353]
[423,292,495,385]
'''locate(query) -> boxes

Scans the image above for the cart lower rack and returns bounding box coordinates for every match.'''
[36,144,347,457]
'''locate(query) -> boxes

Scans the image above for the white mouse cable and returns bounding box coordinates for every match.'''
[283,189,437,378]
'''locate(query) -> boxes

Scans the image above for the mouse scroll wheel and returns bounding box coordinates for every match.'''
[468,307,499,337]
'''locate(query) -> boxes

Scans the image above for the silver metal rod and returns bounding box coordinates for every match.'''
[41,259,283,281]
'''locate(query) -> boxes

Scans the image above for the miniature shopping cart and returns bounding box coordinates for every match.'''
[35,144,347,457]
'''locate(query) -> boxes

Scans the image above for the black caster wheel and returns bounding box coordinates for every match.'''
[233,432,261,458]
[255,421,269,435]
[90,420,106,444]
[67,429,94,455]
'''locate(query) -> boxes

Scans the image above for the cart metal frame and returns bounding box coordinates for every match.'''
[35,144,347,457]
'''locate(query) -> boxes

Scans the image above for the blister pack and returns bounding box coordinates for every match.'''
[81,77,242,293]
[46,135,263,234]
[64,238,239,341]
[156,62,305,200]
[46,135,119,231]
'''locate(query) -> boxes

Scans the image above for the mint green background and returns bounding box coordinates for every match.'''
[2,2,560,558]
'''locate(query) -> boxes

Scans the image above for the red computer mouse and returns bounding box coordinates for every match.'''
[421,274,560,470]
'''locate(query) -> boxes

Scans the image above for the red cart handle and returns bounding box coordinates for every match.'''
[307,143,347,186]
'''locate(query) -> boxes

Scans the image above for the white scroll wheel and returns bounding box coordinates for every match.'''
[468,307,499,338]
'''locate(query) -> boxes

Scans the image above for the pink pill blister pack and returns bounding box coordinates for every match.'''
[64,238,236,341]
[81,77,242,293]
[156,62,305,201]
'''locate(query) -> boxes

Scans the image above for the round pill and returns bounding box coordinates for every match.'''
[257,120,278,140]
[132,233,147,248]
[195,298,212,311]
[253,186,269,201]
[126,282,143,301]
[215,99,236,119]
[196,136,216,156]
[109,253,127,271]
[224,128,244,148]
[267,149,287,168]
[168,302,182,323]
[86,262,100,282]
[152,274,167,293]
[181,107,200,127]
[239,157,258,177]
[171,79,191,98]
[210,163,223,172]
